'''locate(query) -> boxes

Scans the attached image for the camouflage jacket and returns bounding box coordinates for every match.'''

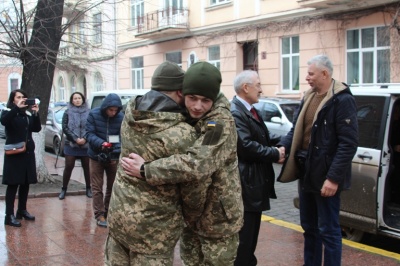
[144,93,244,238]
[107,93,197,255]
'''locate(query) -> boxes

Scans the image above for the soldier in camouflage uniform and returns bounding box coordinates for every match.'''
[124,62,244,266]
[105,62,203,265]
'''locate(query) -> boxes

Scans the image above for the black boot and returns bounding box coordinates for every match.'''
[86,187,92,198]
[16,210,35,221]
[59,188,67,200]
[5,214,21,227]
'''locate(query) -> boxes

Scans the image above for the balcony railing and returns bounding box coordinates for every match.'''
[59,45,88,58]
[135,7,189,35]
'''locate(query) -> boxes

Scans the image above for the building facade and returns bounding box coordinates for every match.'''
[52,0,118,104]
[116,0,400,100]
[0,59,22,102]
[0,0,22,102]
[0,0,118,103]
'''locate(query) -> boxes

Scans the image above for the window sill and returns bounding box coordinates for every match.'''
[276,91,302,97]
[206,1,233,11]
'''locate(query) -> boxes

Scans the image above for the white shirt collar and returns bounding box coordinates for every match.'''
[235,95,253,111]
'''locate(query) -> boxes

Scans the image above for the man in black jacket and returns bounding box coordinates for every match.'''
[231,70,285,266]
[278,55,358,266]
[86,93,123,228]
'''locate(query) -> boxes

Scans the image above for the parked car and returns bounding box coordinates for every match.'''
[45,106,66,156]
[49,101,68,108]
[292,85,400,242]
[89,89,150,110]
[0,102,6,138]
[253,97,300,137]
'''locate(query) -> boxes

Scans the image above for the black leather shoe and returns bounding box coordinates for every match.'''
[86,187,92,198]
[16,210,35,221]
[59,188,67,200]
[4,214,21,227]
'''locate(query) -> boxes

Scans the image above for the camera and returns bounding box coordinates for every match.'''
[98,152,111,163]
[25,98,36,105]
[97,142,118,163]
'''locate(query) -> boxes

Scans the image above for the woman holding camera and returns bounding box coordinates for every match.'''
[58,92,92,200]
[1,89,41,227]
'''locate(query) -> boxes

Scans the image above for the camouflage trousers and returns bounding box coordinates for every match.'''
[104,234,174,266]
[180,226,239,266]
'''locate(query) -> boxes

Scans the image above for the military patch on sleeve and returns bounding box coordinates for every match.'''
[207,121,216,127]
[202,121,223,145]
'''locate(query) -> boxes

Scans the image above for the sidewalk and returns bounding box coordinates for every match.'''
[0,195,399,265]
[0,152,400,265]
[0,151,88,199]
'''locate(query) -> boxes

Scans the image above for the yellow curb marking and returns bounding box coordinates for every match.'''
[262,215,400,261]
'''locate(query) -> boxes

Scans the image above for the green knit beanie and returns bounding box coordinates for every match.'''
[151,61,185,91]
[183,61,221,102]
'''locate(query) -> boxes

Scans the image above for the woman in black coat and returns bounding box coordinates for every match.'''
[1,89,41,227]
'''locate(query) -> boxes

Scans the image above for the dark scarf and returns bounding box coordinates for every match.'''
[67,103,90,138]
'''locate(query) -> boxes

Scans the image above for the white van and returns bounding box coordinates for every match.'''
[89,89,150,110]
[339,86,400,241]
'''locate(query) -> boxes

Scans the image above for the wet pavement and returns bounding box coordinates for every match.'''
[1,194,400,265]
[0,143,399,265]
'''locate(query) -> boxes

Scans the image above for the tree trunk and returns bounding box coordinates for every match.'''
[19,0,64,183]
[33,131,55,183]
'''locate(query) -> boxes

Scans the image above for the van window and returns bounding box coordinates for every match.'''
[355,96,388,149]
[91,96,105,109]
[91,95,134,110]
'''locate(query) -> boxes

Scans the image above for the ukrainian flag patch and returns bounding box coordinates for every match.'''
[207,121,216,127]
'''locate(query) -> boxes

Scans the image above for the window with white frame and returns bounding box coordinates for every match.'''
[131,0,144,27]
[69,23,76,43]
[210,0,229,5]
[166,51,182,67]
[71,76,76,92]
[131,57,144,89]
[208,46,220,70]
[58,77,65,102]
[78,21,85,44]
[93,13,102,44]
[10,78,19,90]
[281,36,299,91]
[187,52,198,68]
[60,18,68,48]
[346,26,390,85]
[8,72,21,93]
[94,72,104,91]
[164,0,183,14]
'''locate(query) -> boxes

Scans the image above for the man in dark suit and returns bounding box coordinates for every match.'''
[231,70,285,266]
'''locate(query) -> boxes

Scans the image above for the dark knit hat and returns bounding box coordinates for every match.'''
[183,61,221,102]
[151,61,185,91]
